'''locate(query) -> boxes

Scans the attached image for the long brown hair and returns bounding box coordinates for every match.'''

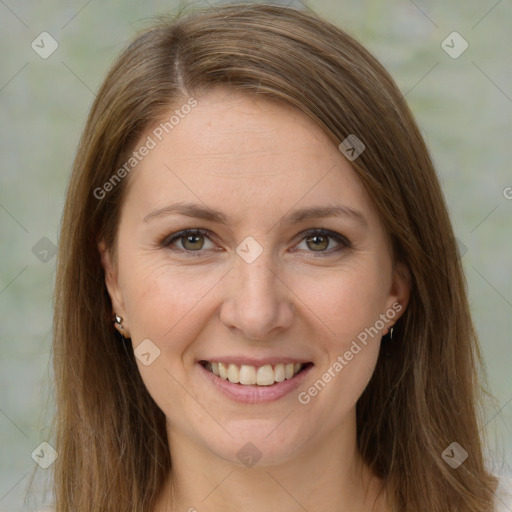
[50,3,497,511]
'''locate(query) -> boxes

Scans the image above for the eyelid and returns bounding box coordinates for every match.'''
[299,228,350,247]
[293,228,350,255]
[161,228,350,255]
[161,228,215,251]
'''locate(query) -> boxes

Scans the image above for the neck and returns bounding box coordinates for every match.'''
[155,411,388,512]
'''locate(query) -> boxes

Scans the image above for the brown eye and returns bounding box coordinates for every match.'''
[163,229,215,253]
[181,233,205,251]
[306,234,329,251]
[295,229,350,255]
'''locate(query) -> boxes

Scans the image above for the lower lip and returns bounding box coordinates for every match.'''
[197,363,314,404]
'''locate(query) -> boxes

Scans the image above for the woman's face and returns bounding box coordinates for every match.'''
[100,88,410,467]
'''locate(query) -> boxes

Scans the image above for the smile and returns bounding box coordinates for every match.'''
[200,360,310,386]
[198,360,315,404]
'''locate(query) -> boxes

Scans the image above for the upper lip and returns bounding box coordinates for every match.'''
[198,357,312,367]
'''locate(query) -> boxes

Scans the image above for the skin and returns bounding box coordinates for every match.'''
[99,87,410,512]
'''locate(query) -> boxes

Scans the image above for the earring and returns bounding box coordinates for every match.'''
[383,324,395,358]
[384,322,394,339]
[113,313,129,339]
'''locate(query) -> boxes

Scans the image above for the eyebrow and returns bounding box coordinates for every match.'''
[143,202,367,227]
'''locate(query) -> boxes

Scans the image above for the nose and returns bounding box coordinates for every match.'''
[219,249,295,341]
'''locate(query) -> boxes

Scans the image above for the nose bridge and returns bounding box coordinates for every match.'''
[234,234,277,290]
[237,250,277,298]
[220,241,293,339]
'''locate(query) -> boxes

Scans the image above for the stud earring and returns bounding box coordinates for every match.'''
[112,313,129,339]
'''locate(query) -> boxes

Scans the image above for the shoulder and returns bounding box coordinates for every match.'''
[495,474,512,511]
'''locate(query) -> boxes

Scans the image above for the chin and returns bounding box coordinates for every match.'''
[196,417,315,468]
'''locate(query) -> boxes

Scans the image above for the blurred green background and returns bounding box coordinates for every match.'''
[1,0,511,510]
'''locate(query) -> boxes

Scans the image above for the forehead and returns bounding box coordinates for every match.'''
[121,88,376,226]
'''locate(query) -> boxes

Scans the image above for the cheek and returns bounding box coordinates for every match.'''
[295,276,385,419]
[294,262,388,399]
[120,258,224,350]
[119,262,225,418]
[298,262,390,344]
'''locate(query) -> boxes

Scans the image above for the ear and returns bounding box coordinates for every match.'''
[384,261,411,325]
[98,240,127,325]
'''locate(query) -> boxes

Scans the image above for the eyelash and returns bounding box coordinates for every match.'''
[160,228,351,257]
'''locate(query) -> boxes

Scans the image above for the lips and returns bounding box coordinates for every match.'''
[200,360,310,386]
[197,360,315,404]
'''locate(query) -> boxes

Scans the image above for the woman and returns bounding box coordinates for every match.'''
[48,3,511,511]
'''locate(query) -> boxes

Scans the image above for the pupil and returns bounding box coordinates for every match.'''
[184,234,203,250]
[308,235,328,251]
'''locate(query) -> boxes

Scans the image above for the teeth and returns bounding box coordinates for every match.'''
[239,365,257,385]
[218,362,228,380]
[205,361,305,386]
[227,364,240,383]
[274,363,285,382]
[256,365,274,385]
